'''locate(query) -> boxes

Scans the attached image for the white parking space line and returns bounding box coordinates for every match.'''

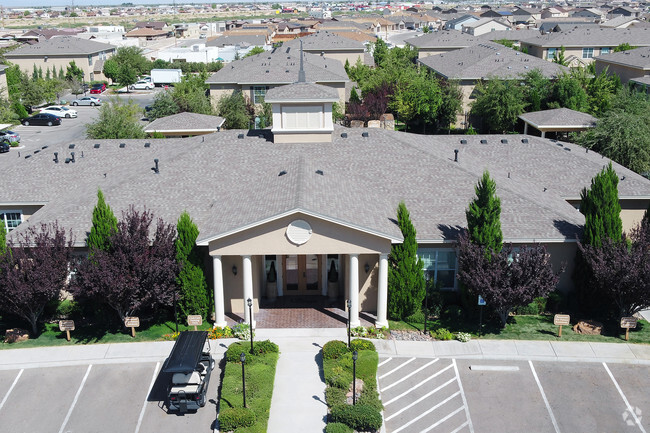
[383,363,454,405]
[448,420,470,433]
[379,357,416,380]
[385,377,456,420]
[0,369,23,412]
[420,406,466,433]
[378,357,393,368]
[381,359,439,392]
[391,392,461,433]
[529,360,561,433]
[603,362,647,433]
[453,359,475,433]
[135,362,160,433]
[58,364,92,433]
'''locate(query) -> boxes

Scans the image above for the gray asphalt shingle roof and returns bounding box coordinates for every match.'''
[520,27,650,48]
[6,36,115,56]
[405,30,481,49]
[282,31,366,51]
[3,127,649,246]
[207,34,267,47]
[595,46,650,69]
[518,108,597,128]
[206,47,348,85]
[418,42,569,79]
[265,82,340,102]
[144,112,225,133]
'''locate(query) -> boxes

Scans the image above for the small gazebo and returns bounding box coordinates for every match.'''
[519,108,596,138]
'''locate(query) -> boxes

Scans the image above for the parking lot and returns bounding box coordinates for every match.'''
[0,361,221,433]
[379,357,650,433]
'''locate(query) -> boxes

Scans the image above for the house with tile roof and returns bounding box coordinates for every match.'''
[418,42,569,126]
[205,45,350,108]
[2,81,649,329]
[405,30,481,58]
[594,46,650,84]
[520,27,650,66]
[5,36,116,82]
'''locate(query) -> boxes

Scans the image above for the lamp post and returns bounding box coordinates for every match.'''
[352,350,358,405]
[240,352,246,408]
[247,298,254,354]
[174,290,178,334]
[346,299,352,348]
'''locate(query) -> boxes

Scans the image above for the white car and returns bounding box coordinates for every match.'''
[71,97,102,106]
[129,80,154,90]
[40,105,78,118]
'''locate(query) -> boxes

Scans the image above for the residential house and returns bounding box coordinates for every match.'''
[405,31,481,58]
[571,8,607,21]
[5,36,116,82]
[418,41,569,126]
[512,7,542,25]
[443,14,480,30]
[208,34,271,49]
[462,18,511,36]
[520,27,650,66]
[134,21,167,31]
[282,31,366,67]
[541,7,570,19]
[609,6,642,18]
[600,16,642,29]
[205,45,350,108]
[480,10,514,25]
[2,83,649,328]
[124,27,170,42]
[594,46,650,84]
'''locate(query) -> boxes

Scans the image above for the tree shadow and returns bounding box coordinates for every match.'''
[437,224,464,241]
[553,219,583,239]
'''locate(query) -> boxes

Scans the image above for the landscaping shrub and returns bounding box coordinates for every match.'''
[330,404,383,432]
[325,422,353,433]
[404,309,425,323]
[224,340,278,364]
[252,339,279,354]
[323,340,349,360]
[350,338,375,352]
[546,290,566,313]
[432,328,453,340]
[218,407,256,431]
[456,332,472,342]
[325,386,347,407]
[232,322,253,340]
[325,364,353,389]
[442,305,465,322]
[357,383,383,411]
[515,297,547,315]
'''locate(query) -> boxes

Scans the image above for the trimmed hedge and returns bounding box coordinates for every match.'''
[350,338,375,352]
[323,340,348,360]
[224,340,279,364]
[330,404,383,432]
[325,422,353,433]
[219,407,256,431]
[325,385,347,407]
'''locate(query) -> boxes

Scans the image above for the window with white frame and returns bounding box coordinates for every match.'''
[582,47,594,59]
[418,249,457,289]
[253,86,267,104]
[1,211,23,233]
[547,48,557,60]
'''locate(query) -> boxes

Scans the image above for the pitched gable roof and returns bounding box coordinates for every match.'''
[6,36,115,57]
[283,30,365,52]
[521,27,650,48]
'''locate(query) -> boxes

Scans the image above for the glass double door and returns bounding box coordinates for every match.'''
[284,254,320,295]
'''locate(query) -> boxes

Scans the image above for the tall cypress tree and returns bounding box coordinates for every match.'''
[579,162,622,247]
[466,170,503,252]
[388,202,425,320]
[175,211,209,320]
[86,189,118,252]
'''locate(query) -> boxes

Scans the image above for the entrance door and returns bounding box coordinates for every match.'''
[284,254,321,295]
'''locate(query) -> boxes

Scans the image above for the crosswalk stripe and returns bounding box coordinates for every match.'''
[381,359,439,392]
[391,392,461,432]
[448,420,470,433]
[383,363,454,405]
[378,357,393,368]
[419,406,466,433]
[379,357,416,380]
[385,378,457,421]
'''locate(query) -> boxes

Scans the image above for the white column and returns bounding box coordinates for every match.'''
[541,130,546,138]
[348,254,360,328]
[212,255,227,328]
[375,253,389,328]
[242,255,255,328]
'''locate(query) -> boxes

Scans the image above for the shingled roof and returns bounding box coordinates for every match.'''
[519,108,597,129]
[594,46,650,70]
[283,31,366,52]
[144,112,225,134]
[520,27,650,48]
[265,82,339,103]
[6,36,115,56]
[405,30,481,49]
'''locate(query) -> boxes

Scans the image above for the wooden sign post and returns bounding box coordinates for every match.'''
[124,317,140,338]
[554,314,570,337]
[59,320,75,341]
[620,317,637,341]
[187,315,202,331]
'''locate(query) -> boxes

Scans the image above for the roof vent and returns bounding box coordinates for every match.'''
[34,149,40,154]
[94,143,100,149]
[119,143,126,148]
[278,170,287,176]
[42,145,48,150]
[362,132,369,137]
[144,142,151,148]
[341,132,348,138]
[480,139,488,144]
[53,152,58,163]
[70,152,75,163]
[152,158,159,174]
[25,154,31,159]
[521,138,529,144]
[454,149,459,162]
[501,139,508,144]
[316,169,324,175]
[68,144,75,149]
[238,133,245,139]
[460,139,467,144]
[564,147,571,151]
[64,157,70,163]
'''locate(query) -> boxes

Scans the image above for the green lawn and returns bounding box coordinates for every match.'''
[389,314,650,344]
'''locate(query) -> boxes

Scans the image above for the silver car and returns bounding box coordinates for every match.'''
[0,130,20,143]
[70,97,102,106]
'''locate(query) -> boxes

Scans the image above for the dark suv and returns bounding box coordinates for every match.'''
[163,331,215,413]
[0,139,9,153]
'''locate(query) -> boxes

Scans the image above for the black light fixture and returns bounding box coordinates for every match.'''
[232,265,237,275]
[247,298,254,354]
[240,352,247,408]
[364,263,370,273]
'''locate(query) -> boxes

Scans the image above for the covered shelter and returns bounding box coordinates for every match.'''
[519,108,597,138]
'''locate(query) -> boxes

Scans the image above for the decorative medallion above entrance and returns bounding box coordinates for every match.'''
[286,219,312,245]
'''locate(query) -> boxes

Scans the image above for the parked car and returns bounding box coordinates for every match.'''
[90,83,106,94]
[71,97,102,106]
[163,331,214,413]
[22,113,62,126]
[0,139,9,153]
[141,76,152,82]
[129,80,154,90]
[0,130,20,143]
[40,105,78,118]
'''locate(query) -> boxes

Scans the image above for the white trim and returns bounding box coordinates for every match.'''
[198,207,400,246]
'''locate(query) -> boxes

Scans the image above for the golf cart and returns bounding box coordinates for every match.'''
[162,331,215,413]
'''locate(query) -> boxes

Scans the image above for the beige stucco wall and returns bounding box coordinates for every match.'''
[7,51,114,82]
[544,242,577,293]
[595,61,648,84]
[621,199,650,234]
[0,204,45,222]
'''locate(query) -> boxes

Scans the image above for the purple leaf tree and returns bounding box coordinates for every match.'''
[71,206,179,325]
[0,223,74,335]
[457,231,562,326]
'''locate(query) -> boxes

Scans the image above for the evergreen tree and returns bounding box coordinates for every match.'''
[175,211,209,320]
[65,61,84,82]
[86,189,118,252]
[387,202,425,320]
[579,162,622,248]
[349,87,361,104]
[58,66,65,80]
[45,67,51,80]
[38,66,43,79]
[32,64,38,81]
[466,171,503,253]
